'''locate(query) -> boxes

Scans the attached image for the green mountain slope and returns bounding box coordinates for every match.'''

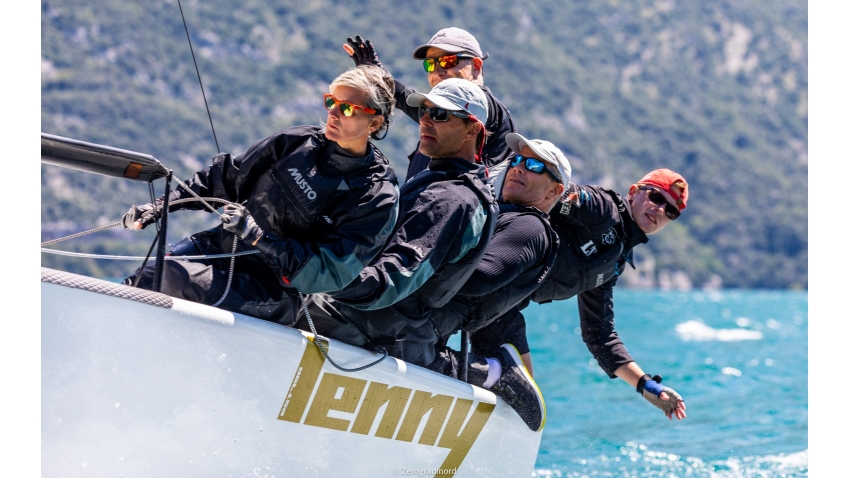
[41,0,807,289]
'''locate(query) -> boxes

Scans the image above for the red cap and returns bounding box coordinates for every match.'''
[637,169,688,210]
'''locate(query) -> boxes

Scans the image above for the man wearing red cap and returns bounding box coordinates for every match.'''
[469,168,689,421]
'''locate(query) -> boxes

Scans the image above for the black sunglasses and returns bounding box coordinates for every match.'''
[510,155,562,183]
[638,186,680,220]
[417,105,471,122]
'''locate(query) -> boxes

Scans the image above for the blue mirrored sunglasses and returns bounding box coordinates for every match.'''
[509,155,562,183]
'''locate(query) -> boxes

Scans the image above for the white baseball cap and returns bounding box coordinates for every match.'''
[506,133,572,185]
[406,78,489,124]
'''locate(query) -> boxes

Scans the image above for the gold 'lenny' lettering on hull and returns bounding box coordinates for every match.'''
[303,373,367,431]
[436,400,497,473]
[395,390,453,445]
[277,337,496,472]
[350,382,412,438]
[278,337,327,423]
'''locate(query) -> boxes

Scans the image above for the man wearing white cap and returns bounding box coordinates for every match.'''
[292,78,498,371]
[345,27,517,181]
[421,133,570,432]
[473,169,690,422]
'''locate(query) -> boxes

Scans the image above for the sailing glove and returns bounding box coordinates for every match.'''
[637,374,684,418]
[122,203,158,230]
[221,203,264,243]
[346,35,383,68]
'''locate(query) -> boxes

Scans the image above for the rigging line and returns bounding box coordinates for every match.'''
[297,291,388,373]
[40,248,261,261]
[132,228,161,288]
[148,180,161,234]
[177,0,220,154]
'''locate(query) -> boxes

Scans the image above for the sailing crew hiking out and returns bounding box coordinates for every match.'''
[291,78,496,360]
[468,168,690,421]
[421,133,571,431]
[344,27,517,182]
[288,79,563,428]
[122,65,400,322]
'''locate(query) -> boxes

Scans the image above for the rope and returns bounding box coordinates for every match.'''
[40,195,248,305]
[171,178,227,218]
[40,248,260,261]
[298,291,387,373]
[40,222,123,247]
[40,196,232,247]
[177,0,220,154]
[132,228,161,288]
[210,237,239,307]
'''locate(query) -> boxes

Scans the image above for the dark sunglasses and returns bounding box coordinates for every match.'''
[417,105,471,122]
[323,94,380,117]
[638,186,681,220]
[423,54,475,73]
[510,155,562,183]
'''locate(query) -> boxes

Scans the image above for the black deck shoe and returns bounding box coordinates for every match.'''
[490,344,546,432]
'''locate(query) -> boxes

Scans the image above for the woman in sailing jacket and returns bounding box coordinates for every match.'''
[122,65,400,322]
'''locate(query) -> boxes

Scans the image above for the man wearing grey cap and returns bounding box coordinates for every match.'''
[291,78,498,373]
[422,133,571,432]
[345,27,516,181]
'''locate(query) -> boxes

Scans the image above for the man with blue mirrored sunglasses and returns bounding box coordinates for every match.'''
[474,168,690,421]
[423,133,571,431]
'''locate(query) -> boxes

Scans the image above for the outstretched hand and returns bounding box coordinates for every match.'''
[343,35,383,68]
[642,387,687,420]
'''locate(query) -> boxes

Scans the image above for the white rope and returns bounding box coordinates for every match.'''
[40,248,260,261]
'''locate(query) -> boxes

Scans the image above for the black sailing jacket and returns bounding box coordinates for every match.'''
[474,183,650,377]
[430,202,558,340]
[328,157,499,344]
[165,125,400,295]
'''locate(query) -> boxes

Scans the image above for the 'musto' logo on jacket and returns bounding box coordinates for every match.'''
[288,168,318,200]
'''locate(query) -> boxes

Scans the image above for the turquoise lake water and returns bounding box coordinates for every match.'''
[515,289,808,477]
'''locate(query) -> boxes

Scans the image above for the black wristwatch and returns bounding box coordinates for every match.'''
[636,374,663,393]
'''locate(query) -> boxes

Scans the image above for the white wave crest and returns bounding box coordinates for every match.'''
[675,320,764,342]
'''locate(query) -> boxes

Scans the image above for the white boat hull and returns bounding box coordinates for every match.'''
[42,268,542,477]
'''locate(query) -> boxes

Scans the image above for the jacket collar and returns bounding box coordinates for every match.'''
[427,157,487,179]
[617,194,649,254]
[322,141,375,174]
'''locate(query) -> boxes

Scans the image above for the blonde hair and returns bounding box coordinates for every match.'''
[330,65,396,140]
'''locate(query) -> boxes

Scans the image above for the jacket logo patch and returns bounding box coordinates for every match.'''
[600,228,616,245]
[288,168,318,200]
[581,240,597,257]
[596,273,604,286]
[558,192,580,215]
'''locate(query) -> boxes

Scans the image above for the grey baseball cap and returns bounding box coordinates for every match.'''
[506,133,572,185]
[412,27,489,60]
[406,78,489,124]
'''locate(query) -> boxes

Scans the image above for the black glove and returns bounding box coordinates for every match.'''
[122,203,159,230]
[221,204,264,243]
[345,35,383,68]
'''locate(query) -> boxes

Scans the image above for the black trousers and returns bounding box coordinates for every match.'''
[125,231,299,323]
[292,293,439,367]
[423,343,491,387]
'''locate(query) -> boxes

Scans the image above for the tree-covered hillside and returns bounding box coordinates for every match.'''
[41,0,807,289]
